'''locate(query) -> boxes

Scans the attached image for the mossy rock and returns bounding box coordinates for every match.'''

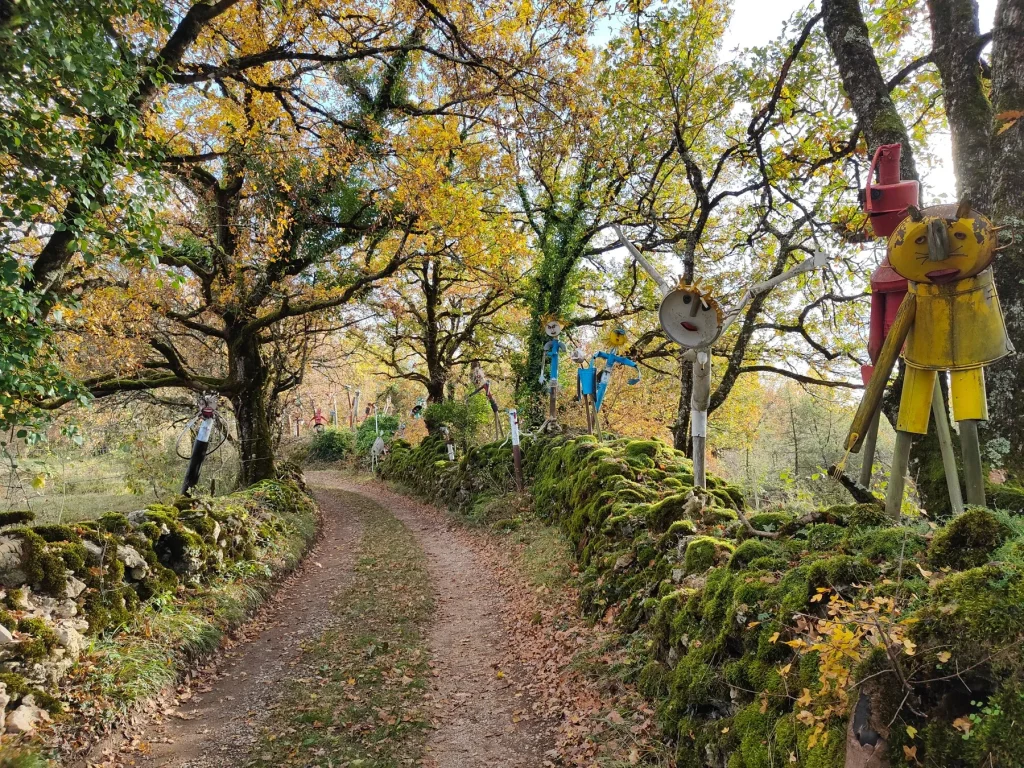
[847,502,891,528]
[729,539,779,569]
[929,507,1013,570]
[683,537,735,575]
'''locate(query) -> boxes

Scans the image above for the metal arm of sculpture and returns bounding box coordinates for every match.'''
[718,250,828,336]
[592,351,641,413]
[614,226,673,298]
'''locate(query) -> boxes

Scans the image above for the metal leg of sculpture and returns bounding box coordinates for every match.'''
[959,419,986,507]
[858,406,881,488]
[886,431,913,519]
[931,378,964,515]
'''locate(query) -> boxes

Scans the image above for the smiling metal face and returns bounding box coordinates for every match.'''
[544,319,563,338]
[659,287,722,348]
[888,203,996,285]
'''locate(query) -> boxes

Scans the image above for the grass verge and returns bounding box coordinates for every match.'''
[247,493,434,768]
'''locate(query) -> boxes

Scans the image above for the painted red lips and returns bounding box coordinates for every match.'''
[681,321,698,331]
[925,267,961,283]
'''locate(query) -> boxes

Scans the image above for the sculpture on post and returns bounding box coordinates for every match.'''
[844,200,1013,517]
[574,327,641,435]
[615,225,826,488]
[538,314,567,433]
[467,362,504,440]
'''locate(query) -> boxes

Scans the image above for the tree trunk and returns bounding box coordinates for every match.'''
[230,334,276,486]
[821,0,919,179]
[987,0,1024,471]
[426,377,445,404]
[927,0,994,209]
[674,353,693,453]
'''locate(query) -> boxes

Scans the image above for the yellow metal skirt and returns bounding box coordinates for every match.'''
[904,269,1013,371]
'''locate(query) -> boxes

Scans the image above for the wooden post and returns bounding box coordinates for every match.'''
[960,419,985,507]
[509,409,524,491]
[886,431,913,519]
[931,378,964,514]
[846,294,917,452]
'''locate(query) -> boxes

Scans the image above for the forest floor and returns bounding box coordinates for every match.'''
[78,471,669,768]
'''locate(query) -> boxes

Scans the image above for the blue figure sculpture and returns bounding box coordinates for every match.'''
[538,314,567,433]
[575,327,640,434]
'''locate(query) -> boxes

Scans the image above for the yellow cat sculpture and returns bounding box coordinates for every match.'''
[846,201,1013,517]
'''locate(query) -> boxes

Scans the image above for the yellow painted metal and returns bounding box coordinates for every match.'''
[845,293,917,452]
[888,203,996,284]
[904,269,1013,370]
[950,368,988,422]
[896,366,936,435]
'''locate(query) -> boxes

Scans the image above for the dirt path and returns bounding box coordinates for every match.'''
[306,472,554,768]
[83,484,364,768]
[87,474,553,767]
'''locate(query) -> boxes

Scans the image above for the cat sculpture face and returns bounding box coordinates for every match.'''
[888,201,996,284]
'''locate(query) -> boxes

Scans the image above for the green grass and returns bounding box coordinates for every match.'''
[19,491,161,525]
[248,493,434,768]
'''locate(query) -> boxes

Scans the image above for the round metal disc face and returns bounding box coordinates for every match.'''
[659,289,721,348]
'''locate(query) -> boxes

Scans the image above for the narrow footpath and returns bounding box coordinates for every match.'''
[83,472,554,767]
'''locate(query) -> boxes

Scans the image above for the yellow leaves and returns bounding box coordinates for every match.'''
[796,688,812,707]
[778,663,792,676]
[796,710,816,726]
[902,638,917,656]
[952,716,973,735]
[995,110,1023,135]
[903,745,920,764]
[937,651,951,663]
[30,473,46,490]
[769,632,780,644]
[906,725,918,740]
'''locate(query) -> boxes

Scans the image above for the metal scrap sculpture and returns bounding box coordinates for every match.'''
[854,144,963,513]
[615,225,825,488]
[844,200,1013,517]
[537,314,567,433]
[574,326,641,435]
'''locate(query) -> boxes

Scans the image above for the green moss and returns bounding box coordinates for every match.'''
[30,524,79,543]
[729,539,778,569]
[683,537,734,575]
[98,512,130,534]
[929,507,1013,571]
[989,483,1024,515]
[804,523,846,551]
[846,526,926,562]
[0,510,34,527]
[847,503,891,528]
[17,617,58,660]
[0,609,16,631]
[17,529,69,595]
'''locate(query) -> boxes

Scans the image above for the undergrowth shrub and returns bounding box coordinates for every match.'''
[308,427,356,462]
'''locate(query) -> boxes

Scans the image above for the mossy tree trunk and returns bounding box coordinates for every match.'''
[987,0,1024,472]
[230,333,277,486]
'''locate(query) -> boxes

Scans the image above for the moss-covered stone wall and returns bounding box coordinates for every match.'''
[0,476,316,746]
[382,434,1024,767]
